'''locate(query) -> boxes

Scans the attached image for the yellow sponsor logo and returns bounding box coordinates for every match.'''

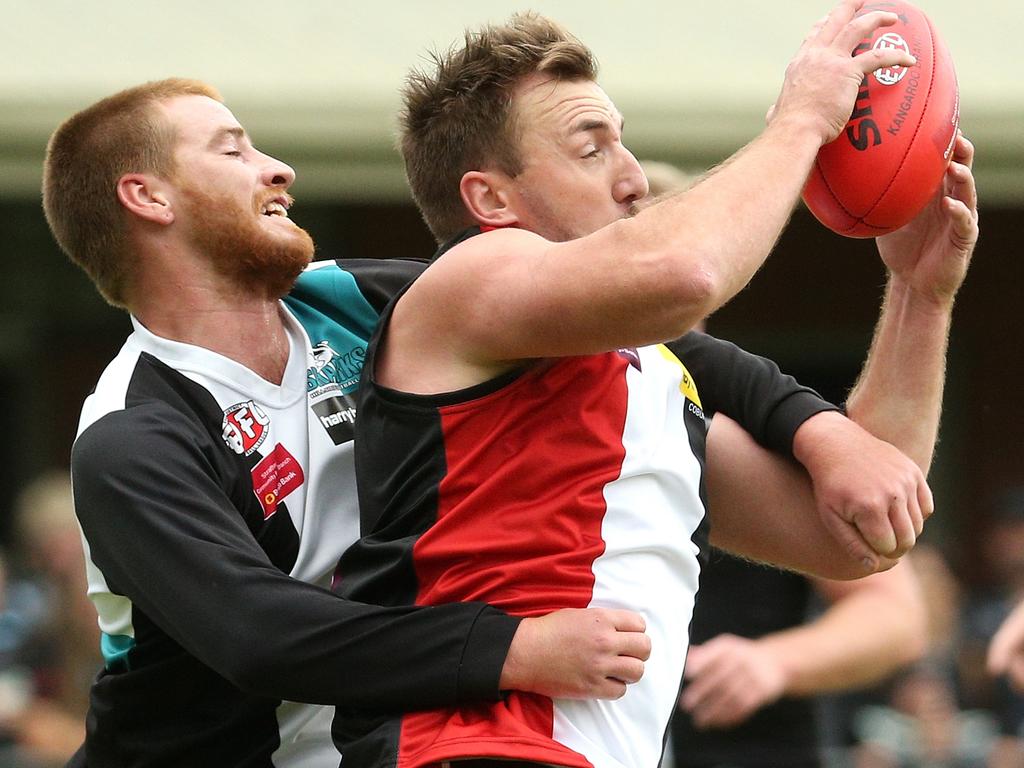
[656,345,701,409]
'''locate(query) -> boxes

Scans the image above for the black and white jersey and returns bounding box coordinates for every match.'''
[71,259,519,768]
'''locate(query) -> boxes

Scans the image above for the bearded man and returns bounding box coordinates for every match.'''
[44,78,656,767]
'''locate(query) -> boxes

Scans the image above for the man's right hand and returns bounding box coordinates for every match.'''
[499,608,651,699]
[769,0,918,145]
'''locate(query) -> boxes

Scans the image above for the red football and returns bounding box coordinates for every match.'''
[802,1,960,238]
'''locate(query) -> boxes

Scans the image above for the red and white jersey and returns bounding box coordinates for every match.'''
[338,227,837,768]
[340,334,710,768]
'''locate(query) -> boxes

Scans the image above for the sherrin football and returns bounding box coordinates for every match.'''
[802,1,960,238]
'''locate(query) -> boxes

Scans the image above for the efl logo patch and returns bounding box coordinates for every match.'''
[251,443,304,520]
[222,401,270,456]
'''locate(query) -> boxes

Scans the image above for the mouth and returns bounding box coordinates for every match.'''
[259,195,292,219]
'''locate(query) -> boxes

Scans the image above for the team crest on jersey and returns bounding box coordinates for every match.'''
[221,400,271,456]
[307,341,364,394]
[307,340,364,445]
[251,443,304,520]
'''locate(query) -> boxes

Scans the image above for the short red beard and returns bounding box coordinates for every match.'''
[178,184,314,300]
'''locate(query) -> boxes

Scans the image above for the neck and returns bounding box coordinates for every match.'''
[132,271,292,385]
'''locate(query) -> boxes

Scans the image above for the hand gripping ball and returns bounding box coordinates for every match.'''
[802,1,960,237]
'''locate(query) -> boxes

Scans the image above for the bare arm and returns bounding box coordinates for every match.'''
[385,3,916,391]
[681,561,926,729]
[706,134,978,575]
[988,600,1024,692]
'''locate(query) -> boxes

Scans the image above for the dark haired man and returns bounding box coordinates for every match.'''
[339,4,977,767]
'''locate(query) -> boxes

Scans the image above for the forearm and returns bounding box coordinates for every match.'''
[626,117,822,321]
[759,562,927,695]
[845,276,954,472]
[706,415,888,579]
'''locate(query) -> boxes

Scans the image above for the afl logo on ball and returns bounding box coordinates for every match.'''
[872,33,911,86]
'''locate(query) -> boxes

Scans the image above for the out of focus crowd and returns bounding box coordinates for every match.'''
[0,472,98,767]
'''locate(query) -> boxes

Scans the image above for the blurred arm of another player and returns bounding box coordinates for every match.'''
[706,134,977,576]
[681,561,926,729]
[988,600,1024,692]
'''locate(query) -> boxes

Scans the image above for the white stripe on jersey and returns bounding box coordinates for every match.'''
[553,344,705,768]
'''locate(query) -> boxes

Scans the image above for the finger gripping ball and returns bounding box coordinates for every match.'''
[802,1,959,238]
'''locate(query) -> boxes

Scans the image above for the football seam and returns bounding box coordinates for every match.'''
[863,14,939,226]
[812,156,859,233]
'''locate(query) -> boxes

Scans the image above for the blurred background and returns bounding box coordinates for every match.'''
[0,1,1020,765]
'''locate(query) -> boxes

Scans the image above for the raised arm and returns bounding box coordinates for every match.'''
[385,3,917,391]
[705,134,978,577]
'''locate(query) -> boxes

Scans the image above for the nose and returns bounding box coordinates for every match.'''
[613,147,649,206]
[259,151,296,189]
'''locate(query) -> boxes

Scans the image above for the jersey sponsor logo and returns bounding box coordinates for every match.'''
[251,443,304,520]
[656,345,703,409]
[221,400,271,456]
[311,393,358,446]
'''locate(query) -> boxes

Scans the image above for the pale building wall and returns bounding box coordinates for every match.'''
[1,0,1020,200]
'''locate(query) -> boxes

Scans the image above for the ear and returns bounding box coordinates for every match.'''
[116,173,175,226]
[459,170,519,229]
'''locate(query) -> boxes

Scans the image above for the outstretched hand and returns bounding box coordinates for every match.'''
[769,0,917,144]
[500,607,651,699]
[876,133,979,305]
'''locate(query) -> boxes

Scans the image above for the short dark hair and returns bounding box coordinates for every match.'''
[400,12,597,243]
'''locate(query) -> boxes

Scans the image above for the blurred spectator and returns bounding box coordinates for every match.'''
[0,472,100,766]
[958,489,1024,739]
[850,539,1024,768]
[851,662,1011,768]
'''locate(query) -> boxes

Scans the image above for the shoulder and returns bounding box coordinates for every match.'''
[408,228,548,295]
[74,399,207,476]
[291,258,428,315]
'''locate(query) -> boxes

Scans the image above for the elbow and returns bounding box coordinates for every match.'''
[653,257,719,336]
[216,646,290,697]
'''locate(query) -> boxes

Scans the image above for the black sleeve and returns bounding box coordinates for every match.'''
[335,258,428,314]
[665,331,840,456]
[72,405,519,709]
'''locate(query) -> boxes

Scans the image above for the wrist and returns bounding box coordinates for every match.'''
[887,273,957,316]
[754,636,797,697]
[791,410,848,470]
[763,110,831,153]
[499,617,534,692]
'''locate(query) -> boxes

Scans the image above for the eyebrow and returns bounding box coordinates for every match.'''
[208,126,246,147]
[571,114,626,135]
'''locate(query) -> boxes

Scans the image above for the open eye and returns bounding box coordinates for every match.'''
[582,147,601,159]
